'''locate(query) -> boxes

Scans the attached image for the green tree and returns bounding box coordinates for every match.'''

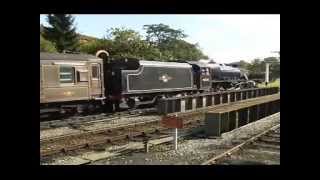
[79,39,112,55]
[109,27,144,57]
[42,14,79,52]
[78,25,208,62]
[143,24,208,61]
[143,23,187,48]
[238,60,249,69]
[247,59,264,73]
[40,35,57,52]
[264,57,279,64]
[246,59,263,79]
[166,40,207,61]
[78,27,162,60]
[246,57,280,81]
[105,27,162,60]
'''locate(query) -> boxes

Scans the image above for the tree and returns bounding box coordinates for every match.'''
[40,35,57,52]
[246,59,264,79]
[247,59,264,73]
[238,60,249,69]
[143,23,187,49]
[264,57,279,64]
[165,39,208,61]
[77,25,208,61]
[108,27,145,58]
[246,57,280,81]
[143,24,207,61]
[79,39,112,55]
[42,14,79,52]
[80,27,162,60]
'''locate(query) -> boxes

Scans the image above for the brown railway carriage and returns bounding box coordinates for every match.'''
[40,53,105,113]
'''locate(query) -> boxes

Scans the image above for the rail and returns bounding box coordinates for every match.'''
[201,123,280,165]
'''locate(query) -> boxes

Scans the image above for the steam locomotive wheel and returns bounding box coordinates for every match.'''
[127,98,136,109]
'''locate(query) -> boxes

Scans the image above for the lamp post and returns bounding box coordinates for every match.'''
[265,63,270,85]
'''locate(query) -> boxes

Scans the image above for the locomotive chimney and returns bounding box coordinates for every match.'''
[96,50,110,63]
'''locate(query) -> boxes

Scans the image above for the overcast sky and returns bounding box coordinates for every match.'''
[40,14,280,63]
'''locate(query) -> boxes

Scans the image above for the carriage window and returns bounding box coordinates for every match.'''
[92,65,99,79]
[60,66,75,83]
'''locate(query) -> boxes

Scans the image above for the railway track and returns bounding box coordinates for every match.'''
[40,108,157,130]
[41,87,277,129]
[40,116,203,157]
[40,103,218,158]
[40,94,279,158]
[41,94,276,143]
[201,123,280,165]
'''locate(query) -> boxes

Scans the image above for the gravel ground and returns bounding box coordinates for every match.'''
[90,113,280,165]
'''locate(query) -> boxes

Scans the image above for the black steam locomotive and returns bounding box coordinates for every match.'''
[102,54,256,110]
[40,50,256,116]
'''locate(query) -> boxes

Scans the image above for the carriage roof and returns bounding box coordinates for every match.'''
[40,52,101,61]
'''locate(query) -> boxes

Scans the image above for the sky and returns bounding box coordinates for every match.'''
[40,14,280,63]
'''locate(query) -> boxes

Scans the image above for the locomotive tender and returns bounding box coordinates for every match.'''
[40,51,255,116]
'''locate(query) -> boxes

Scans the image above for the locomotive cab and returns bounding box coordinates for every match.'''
[104,58,140,97]
[186,61,211,91]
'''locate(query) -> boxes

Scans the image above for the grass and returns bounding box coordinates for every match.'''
[257,78,280,88]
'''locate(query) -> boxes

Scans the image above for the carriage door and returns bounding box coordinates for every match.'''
[90,63,102,96]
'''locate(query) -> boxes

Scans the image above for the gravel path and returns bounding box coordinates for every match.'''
[91,113,280,165]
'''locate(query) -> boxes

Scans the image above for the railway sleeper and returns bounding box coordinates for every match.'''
[244,149,280,156]
[250,142,280,150]
[257,137,280,145]
[264,134,280,138]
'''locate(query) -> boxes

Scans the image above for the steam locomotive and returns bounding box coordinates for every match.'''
[40,50,256,116]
